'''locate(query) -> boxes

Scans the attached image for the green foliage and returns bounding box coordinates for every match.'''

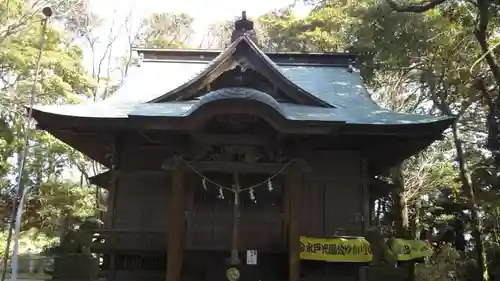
[1,181,95,242]
[204,20,234,49]
[137,12,194,48]
[32,181,95,232]
[0,0,96,248]
[0,0,199,256]
[253,0,499,279]
[0,0,499,276]
[0,229,58,257]
[416,246,469,281]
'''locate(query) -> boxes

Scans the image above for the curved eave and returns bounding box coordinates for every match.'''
[38,127,112,167]
[29,101,455,136]
[29,106,129,167]
[129,104,343,135]
[32,102,453,173]
[362,118,453,174]
[341,116,454,137]
[89,171,112,188]
[368,137,437,174]
[147,36,333,107]
[32,109,128,131]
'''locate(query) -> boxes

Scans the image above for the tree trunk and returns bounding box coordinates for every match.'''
[380,200,387,225]
[374,199,382,226]
[390,164,414,281]
[391,165,410,238]
[412,199,424,239]
[451,121,487,281]
[453,218,466,253]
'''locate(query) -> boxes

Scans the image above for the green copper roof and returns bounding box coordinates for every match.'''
[33,87,451,125]
[103,61,206,104]
[281,66,379,109]
[147,36,332,106]
[32,36,453,128]
[103,61,377,110]
[103,37,377,110]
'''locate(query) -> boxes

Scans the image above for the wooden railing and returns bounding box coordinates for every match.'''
[91,229,166,253]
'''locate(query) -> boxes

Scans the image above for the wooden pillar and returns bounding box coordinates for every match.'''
[361,159,370,233]
[286,172,301,281]
[166,166,185,281]
[105,171,119,228]
[107,171,119,281]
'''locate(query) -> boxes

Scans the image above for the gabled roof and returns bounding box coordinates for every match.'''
[29,33,454,171]
[30,32,452,127]
[32,49,450,126]
[103,55,380,110]
[147,36,332,107]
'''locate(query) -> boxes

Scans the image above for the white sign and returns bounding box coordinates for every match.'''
[246,250,258,265]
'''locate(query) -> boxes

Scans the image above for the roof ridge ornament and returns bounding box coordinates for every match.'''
[230,11,258,44]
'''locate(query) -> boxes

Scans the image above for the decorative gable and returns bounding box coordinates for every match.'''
[148,18,333,108]
[187,64,294,103]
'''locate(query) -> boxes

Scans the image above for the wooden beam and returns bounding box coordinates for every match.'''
[285,172,301,281]
[166,166,186,281]
[162,160,310,174]
[191,133,273,145]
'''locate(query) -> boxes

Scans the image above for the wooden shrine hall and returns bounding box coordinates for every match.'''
[31,12,453,281]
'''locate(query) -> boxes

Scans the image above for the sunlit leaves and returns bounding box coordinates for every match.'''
[0,0,96,236]
[137,12,194,49]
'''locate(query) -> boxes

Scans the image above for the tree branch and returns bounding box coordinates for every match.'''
[385,0,447,13]
[472,0,500,89]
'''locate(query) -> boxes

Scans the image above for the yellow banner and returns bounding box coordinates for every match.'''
[390,238,433,261]
[299,236,432,263]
